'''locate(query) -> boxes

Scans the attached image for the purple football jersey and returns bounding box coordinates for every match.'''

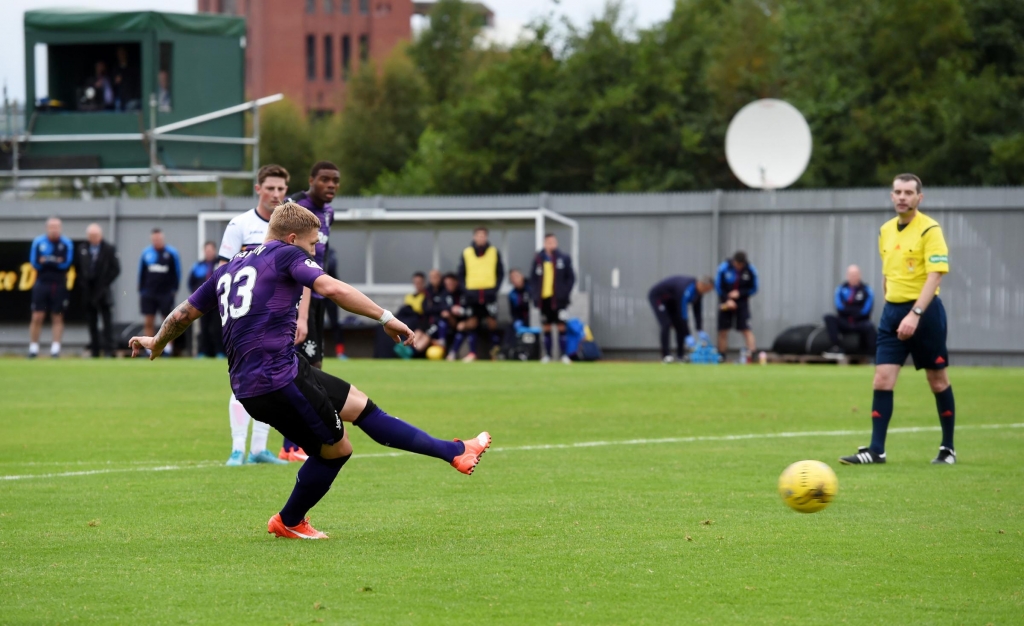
[188,239,325,399]
[289,192,333,300]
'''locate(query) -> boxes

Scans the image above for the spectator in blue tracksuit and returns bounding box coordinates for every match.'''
[188,241,223,357]
[716,250,759,359]
[28,217,74,358]
[503,268,532,350]
[508,269,531,327]
[529,234,576,362]
[648,275,715,363]
[138,228,181,352]
[823,264,876,356]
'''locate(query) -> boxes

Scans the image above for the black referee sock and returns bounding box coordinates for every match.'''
[935,386,955,449]
[280,453,350,527]
[869,390,894,455]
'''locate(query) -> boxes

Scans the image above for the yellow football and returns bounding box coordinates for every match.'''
[778,460,838,513]
[425,345,445,361]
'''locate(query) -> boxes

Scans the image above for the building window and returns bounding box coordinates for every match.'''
[359,0,369,15]
[341,35,351,79]
[305,0,315,14]
[217,0,237,13]
[341,0,351,15]
[375,3,391,16]
[359,34,369,62]
[324,36,334,80]
[323,0,333,14]
[306,35,316,80]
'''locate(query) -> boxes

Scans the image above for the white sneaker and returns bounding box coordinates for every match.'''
[540,356,551,364]
[561,355,572,365]
[662,355,676,364]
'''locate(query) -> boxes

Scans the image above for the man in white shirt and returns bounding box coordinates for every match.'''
[218,164,292,466]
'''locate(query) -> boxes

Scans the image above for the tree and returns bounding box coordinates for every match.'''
[258,98,315,193]
[318,48,427,195]
[408,0,482,105]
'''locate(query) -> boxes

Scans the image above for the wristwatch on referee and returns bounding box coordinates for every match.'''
[911,306,924,316]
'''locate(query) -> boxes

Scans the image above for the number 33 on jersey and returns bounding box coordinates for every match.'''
[187,240,326,397]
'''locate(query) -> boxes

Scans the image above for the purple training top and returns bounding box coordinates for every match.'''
[289,191,334,300]
[188,239,325,399]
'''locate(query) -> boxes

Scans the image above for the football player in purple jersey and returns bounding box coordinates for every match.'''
[129,203,490,540]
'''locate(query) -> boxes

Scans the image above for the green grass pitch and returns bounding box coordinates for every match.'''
[1,359,1022,625]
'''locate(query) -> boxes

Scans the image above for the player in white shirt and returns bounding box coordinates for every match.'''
[221,165,294,466]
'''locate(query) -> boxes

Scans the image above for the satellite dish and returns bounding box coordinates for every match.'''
[725,99,812,190]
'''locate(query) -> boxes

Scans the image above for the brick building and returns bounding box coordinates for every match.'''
[198,0,414,114]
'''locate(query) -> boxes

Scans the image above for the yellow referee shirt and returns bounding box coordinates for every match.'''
[878,211,949,303]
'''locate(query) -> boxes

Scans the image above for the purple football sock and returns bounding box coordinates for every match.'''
[354,401,464,463]
[279,453,349,527]
[468,333,478,355]
[543,331,553,357]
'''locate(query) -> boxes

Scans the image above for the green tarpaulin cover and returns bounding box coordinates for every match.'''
[25,9,245,38]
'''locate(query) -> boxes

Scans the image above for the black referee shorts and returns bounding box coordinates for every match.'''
[876,298,949,370]
[238,357,352,458]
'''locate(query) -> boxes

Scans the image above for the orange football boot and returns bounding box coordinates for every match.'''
[267,513,328,539]
[451,432,491,475]
[278,447,309,462]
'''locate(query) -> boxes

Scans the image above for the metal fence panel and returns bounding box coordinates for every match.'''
[1,188,1021,355]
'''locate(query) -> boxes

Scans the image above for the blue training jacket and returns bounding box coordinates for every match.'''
[834,282,874,322]
[715,260,759,300]
[30,235,74,282]
[138,245,181,294]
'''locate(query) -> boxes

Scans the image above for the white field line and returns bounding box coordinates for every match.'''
[2,422,1022,482]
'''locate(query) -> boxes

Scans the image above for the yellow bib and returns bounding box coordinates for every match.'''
[542,260,555,299]
[463,246,498,290]
[403,292,425,315]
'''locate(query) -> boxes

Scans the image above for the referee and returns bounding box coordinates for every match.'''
[841,174,956,466]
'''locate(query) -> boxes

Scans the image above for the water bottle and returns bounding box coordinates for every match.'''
[758,350,768,365]
[738,348,748,365]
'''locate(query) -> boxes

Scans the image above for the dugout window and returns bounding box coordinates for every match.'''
[34,42,142,113]
[158,42,173,112]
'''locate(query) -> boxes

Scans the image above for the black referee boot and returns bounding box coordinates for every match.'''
[931,446,956,465]
[839,446,886,465]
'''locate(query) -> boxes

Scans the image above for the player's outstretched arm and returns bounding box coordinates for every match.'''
[312,275,414,345]
[129,300,204,360]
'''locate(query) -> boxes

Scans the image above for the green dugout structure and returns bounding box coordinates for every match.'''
[5,9,280,190]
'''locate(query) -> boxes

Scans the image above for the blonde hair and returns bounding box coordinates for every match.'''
[268,202,321,240]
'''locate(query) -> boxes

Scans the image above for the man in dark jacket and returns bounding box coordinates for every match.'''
[188,241,223,357]
[529,234,576,363]
[423,269,449,346]
[77,224,121,357]
[649,275,714,363]
[823,264,876,357]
